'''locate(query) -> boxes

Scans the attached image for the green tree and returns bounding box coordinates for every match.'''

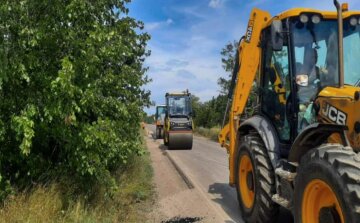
[218,40,239,95]
[192,41,240,128]
[0,0,150,198]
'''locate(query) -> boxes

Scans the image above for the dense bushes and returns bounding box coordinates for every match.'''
[0,0,150,199]
[192,95,227,128]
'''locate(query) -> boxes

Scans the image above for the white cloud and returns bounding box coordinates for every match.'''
[145,18,174,31]
[144,40,225,107]
[140,0,360,115]
[146,22,161,31]
[208,0,224,9]
[142,1,245,114]
[166,18,173,25]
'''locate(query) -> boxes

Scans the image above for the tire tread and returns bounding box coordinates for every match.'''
[296,144,360,223]
[237,134,279,223]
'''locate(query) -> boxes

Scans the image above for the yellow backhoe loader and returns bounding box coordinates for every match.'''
[219,1,360,222]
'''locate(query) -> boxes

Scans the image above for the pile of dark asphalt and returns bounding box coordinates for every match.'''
[161,216,203,223]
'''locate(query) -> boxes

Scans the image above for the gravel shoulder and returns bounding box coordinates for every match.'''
[144,129,226,223]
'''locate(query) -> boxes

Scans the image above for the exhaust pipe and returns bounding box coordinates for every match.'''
[334,0,345,88]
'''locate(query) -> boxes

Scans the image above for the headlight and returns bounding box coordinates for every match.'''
[300,14,309,23]
[350,17,358,26]
[311,15,321,24]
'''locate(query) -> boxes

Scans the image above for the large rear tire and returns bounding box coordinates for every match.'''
[294,144,360,223]
[236,134,279,223]
[163,132,169,146]
[155,127,160,139]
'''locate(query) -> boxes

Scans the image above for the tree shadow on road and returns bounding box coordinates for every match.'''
[208,183,244,223]
[208,183,294,223]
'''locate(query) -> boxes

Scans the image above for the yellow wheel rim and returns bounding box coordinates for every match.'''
[302,179,344,223]
[239,154,255,209]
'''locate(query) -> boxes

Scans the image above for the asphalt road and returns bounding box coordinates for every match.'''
[147,124,293,223]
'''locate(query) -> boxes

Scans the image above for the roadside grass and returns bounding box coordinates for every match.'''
[0,129,154,223]
[194,126,220,142]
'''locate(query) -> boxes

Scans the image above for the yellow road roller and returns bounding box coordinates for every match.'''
[164,90,194,150]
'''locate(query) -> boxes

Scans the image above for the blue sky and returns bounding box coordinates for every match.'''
[128,0,360,114]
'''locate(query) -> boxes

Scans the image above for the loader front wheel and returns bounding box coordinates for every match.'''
[236,134,279,223]
[294,144,360,223]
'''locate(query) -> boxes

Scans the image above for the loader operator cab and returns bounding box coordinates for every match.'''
[261,14,343,141]
[293,18,341,129]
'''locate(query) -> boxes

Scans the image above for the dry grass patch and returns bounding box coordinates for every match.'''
[0,130,154,223]
[194,127,221,141]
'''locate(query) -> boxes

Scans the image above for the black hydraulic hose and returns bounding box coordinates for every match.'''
[227,37,244,100]
[222,36,244,128]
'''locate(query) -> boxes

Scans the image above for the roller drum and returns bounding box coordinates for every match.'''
[168,131,193,150]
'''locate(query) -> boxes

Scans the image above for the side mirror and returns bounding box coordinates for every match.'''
[271,20,283,51]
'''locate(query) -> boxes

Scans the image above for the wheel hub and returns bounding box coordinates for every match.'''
[302,179,344,223]
[239,154,255,209]
[319,206,341,223]
[246,171,254,191]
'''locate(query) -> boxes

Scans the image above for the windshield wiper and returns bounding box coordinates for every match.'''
[355,78,360,87]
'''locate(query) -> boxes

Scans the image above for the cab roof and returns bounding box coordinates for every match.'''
[265,8,360,27]
[165,92,191,96]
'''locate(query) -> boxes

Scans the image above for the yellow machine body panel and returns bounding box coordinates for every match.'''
[219,8,271,185]
[316,86,360,151]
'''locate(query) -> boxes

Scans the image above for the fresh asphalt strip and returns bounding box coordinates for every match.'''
[164,150,195,190]
[149,129,195,190]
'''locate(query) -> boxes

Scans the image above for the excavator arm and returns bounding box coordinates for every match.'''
[219,8,271,185]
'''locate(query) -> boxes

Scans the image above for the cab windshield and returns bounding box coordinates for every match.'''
[292,19,339,103]
[156,106,166,120]
[344,19,360,86]
[167,96,191,118]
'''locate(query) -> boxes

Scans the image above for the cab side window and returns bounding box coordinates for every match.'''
[261,40,290,141]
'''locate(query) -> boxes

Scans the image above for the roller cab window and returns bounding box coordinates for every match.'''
[167,96,192,118]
